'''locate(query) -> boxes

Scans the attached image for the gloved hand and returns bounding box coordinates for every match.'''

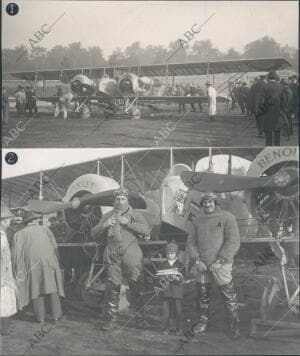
[209,260,222,272]
[190,260,207,277]
[195,260,207,273]
[118,216,129,225]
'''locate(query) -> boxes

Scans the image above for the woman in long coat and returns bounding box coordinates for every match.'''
[1,203,17,335]
[11,211,65,323]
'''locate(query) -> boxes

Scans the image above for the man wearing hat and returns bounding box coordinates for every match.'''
[206,81,216,120]
[259,70,285,145]
[186,192,240,339]
[11,210,64,323]
[91,187,150,330]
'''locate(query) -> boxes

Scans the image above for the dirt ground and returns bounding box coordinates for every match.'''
[3,104,299,148]
[1,261,300,356]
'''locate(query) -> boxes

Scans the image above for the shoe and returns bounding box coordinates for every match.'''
[102,319,119,331]
[193,321,208,334]
[175,328,182,336]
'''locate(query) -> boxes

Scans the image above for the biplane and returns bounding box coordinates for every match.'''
[2,146,298,307]
[8,57,291,118]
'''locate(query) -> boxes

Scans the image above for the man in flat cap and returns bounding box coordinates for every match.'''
[186,192,240,339]
[259,70,285,145]
[91,187,150,330]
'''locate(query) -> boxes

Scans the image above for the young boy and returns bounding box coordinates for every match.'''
[157,241,185,335]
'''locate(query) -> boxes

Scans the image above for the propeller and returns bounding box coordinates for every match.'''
[180,169,298,193]
[27,189,147,215]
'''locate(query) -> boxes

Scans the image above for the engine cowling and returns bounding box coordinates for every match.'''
[70,75,96,96]
[245,146,299,237]
[118,73,153,96]
[63,174,119,238]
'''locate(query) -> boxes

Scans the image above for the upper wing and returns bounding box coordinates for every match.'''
[180,171,297,193]
[7,58,291,80]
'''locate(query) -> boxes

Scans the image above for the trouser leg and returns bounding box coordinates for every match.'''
[193,283,211,334]
[102,282,121,331]
[264,131,273,146]
[218,280,240,339]
[46,293,62,321]
[128,279,147,327]
[32,295,46,322]
[0,317,11,336]
[162,299,171,330]
[274,130,281,146]
[54,104,60,118]
[174,299,182,333]
[62,105,67,120]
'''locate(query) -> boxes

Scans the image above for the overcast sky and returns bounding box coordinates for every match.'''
[2,1,298,59]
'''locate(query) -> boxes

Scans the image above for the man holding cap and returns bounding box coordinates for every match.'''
[91,187,150,330]
[186,192,240,339]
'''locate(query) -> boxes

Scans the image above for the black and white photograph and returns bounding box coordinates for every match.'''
[1,0,299,355]
[2,0,299,148]
[1,146,299,355]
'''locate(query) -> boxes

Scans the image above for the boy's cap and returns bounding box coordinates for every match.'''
[166,241,178,254]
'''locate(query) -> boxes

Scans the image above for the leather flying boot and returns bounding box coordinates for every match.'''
[102,283,121,331]
[193,283,211,334]
[219,280,240,339]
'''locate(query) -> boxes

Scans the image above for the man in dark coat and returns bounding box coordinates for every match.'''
[175,84,186,113]
[91,188,150,330]
[281,79,294,136]
[289,75,298,120]
[252,75,268,137]
[260,71,285,146]
[25,86,38,117]
[186,193,240,339]
[2,87,9,126]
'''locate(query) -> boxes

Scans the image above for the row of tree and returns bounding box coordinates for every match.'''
[3,36,298,75]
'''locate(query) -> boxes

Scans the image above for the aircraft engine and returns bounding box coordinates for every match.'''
[70,74,96,96]
[245,146,299,237]
[63,174,119,239]
[118,73,153,96]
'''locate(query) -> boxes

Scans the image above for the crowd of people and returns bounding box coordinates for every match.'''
[228,72,298,146]
[1,203,64,336]
[2,71,298,144]
[1,189,241,340]
[14,85,38,117]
